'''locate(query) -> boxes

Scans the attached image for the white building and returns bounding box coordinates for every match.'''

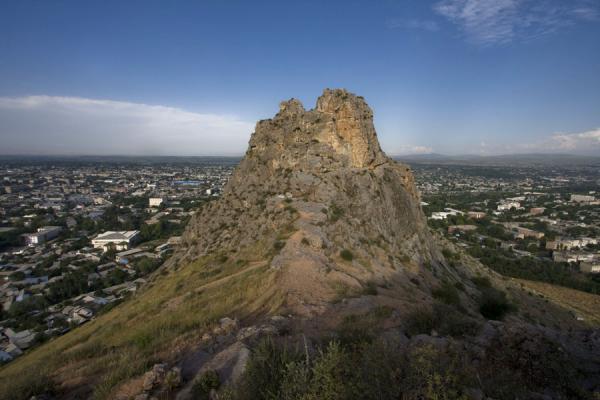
[547,237,598,251]
[149,197,165,208]
[497,201,521,211]
[23,226,62,246]
[580,262,600,274]
[92,231,140,252]
[430,208,464,220]
[553,252,596,263]
[570,194,595,203]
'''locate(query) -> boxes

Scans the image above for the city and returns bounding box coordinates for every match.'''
[0,158,236,363]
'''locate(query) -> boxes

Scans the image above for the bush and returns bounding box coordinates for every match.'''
[405,308,436,336]
[404,344,472,400]
[362,281,378,296]
[192,370,220,400]
[305,341,352,398]
[328,204,344,222]
[235,337,473,400]
[406,304,480,338]
[478,288,514,320]
[432,282,461,306]
[471,276,492,288]
[237,338,302,400]
[340,249,353,261]
[273,240,285,252]
[136,257,162,275]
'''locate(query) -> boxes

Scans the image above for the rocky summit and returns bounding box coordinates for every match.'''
[1,90,599,400]
[179,88,440,315]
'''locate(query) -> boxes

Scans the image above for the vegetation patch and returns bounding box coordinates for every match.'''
[327,203,344,222]
[478,287,515,320]
[339,249,353,261]
[362,280,378,296]
[234,336,474,400]
[405,303,480,338]
[192,370,220,400]
[432,282,461,306]
[273,240,285,252]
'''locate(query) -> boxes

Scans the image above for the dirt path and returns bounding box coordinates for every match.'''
[193,260,268,293]
[164,261,269,311]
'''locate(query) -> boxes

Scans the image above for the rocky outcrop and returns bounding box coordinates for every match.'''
[178,88,441,315]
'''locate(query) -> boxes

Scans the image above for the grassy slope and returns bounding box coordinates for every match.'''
[515,278,600,326]
[0,241,283,400]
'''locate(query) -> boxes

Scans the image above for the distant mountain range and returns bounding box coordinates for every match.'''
[394,153,600,166]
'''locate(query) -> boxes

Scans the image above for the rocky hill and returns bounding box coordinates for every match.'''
[176,88,441,317]
[0,89,598,400]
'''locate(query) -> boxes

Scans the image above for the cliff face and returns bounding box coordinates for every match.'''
[180,89,441,315]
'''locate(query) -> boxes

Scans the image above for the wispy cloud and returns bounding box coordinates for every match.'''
[433,0,599,45]
[492,127,600,154]
[548,127,600,151]
[387,18,440,32]
[0,95,254,156]
[388,144,434,155]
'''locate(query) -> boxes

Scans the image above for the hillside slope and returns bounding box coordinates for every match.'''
[1,89,598,400]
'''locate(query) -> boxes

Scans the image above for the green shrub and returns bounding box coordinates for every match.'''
[405,308,436,336]
[280,360,311,399]
[165,369,182,391]
[328,204,344,222]
[305,341,353,398]
[404,344,472,400]
[372,305,393,319]
[432,282,461,306]
[235,337,473,400]
[478,288,514,320]
[237,338,302,400]
[442,248,457,260]
[362,281,378,296]
[405,304,480,338]
[340,249,353,261]
[192,370,220,400]
[471,276,492,288]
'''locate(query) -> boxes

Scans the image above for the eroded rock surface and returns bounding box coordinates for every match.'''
[179,89,440,314]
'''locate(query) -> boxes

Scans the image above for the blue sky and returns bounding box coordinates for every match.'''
[1,0,599,156]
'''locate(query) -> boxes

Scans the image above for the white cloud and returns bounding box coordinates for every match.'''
[433,0,599,45]
[388,144,434,155]
[387,18,440,32]
[0,95,254,156]
[549,127,600,151]
[488,127,600,154]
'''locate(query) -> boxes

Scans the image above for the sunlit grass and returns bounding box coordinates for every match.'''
[0,240,283,400]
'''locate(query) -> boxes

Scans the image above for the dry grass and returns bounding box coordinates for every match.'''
[515,278,600,326]
[0,242,284,400]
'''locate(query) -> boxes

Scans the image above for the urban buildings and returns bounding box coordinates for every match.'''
[92,230,140,251]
